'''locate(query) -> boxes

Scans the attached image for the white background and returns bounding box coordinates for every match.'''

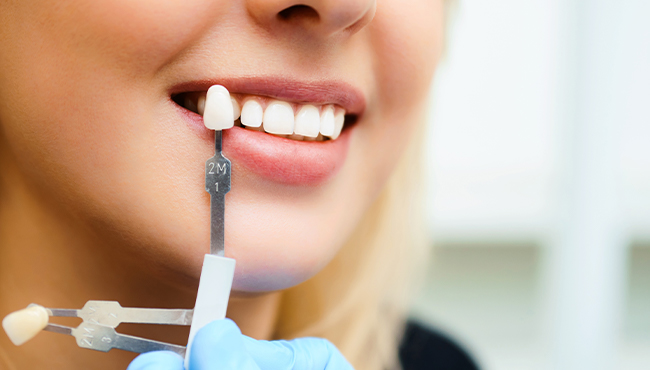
[411,0,650,369]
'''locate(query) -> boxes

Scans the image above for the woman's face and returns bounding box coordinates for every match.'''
[0,0,443,292]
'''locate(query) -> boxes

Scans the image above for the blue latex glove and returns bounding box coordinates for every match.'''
[127,319,354,370]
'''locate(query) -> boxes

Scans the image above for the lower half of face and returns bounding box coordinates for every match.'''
[0,0,443,292]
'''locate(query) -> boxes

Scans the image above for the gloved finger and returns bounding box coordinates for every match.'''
[127,351,184,370]
[190,319,260,370]
[243,336,354,370]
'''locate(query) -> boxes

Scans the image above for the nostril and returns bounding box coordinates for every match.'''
[277,5,319,23]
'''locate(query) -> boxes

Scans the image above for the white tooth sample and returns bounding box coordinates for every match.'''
[263,101,295,135]
[231,98,241,120]
[331,110,345,140]
[294,105,320,138]
[2,305,49,346]
[241,100,263,127]
[319,105,335,137]
[203,85,234,130]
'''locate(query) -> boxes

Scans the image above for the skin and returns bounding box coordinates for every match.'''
[0,0,444,368]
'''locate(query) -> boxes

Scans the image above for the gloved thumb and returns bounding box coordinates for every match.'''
[243,336,354,370]
[189,318,260,370]
[127,351,184,370]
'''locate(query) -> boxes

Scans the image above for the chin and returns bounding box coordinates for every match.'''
[224,196,343,293]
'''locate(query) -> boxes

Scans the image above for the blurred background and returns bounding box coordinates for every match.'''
[410,0,650,369]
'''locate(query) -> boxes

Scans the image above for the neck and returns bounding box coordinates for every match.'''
[0,153,280,370]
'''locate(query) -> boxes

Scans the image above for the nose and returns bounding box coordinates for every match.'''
[246,0,376,38]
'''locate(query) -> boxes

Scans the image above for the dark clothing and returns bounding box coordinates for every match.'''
[399,321,480,370]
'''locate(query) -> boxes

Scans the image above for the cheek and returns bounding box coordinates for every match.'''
[0,1,229,283]
[0,0,232,226]
[50,0,227,73]
[225,154,371,292]
[0,0,445,294]
[363,0,444,179]
[0,0,227,165]
[371,0,444,105]
[227,195,339,292]
[1,0,228,93]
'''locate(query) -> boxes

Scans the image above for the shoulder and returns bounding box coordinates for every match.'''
[398,320,480,370]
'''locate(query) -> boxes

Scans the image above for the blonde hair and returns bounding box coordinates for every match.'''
[276,109,430,370]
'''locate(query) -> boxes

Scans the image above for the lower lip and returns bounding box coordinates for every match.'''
[177,106,351,186]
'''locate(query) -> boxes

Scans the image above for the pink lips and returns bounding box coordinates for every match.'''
[171,77,364,186]
[225,126,351,185]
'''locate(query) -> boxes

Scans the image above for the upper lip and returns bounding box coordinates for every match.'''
[169,76,366,117]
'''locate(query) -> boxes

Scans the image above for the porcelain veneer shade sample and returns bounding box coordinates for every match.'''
[2,305,49,346]
[204,85,235,130]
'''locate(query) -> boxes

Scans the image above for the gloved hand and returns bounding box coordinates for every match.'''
[127,319,354,370]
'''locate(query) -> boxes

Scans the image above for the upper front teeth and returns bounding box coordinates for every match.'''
[263,101,294,135]
[201,85,346,140]
[332,110,345,140]
[319,106,335,137]
[241,100,263,127]
[294,105,320,138]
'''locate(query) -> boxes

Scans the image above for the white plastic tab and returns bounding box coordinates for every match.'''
[185,254,236,369]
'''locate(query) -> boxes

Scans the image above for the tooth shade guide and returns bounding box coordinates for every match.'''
[203,85,234,130]
[2,305,49,346]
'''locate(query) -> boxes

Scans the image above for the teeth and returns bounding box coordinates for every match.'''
[294,105,320,138]
[2,305,49,346]
[263,101,294,135]
[241,100,263,127]
[319,105,335,137]
[246,125,264,132]
[331,110,345,140]
[181,90,347,141]
[203,85,234,130]
[232,98,241,120]
[184,95,197,114]
[197,95,206,116]
[304,134,325,142]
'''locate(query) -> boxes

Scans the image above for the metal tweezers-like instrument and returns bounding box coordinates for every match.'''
[41,301,191,356]
[31,130,234,358]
